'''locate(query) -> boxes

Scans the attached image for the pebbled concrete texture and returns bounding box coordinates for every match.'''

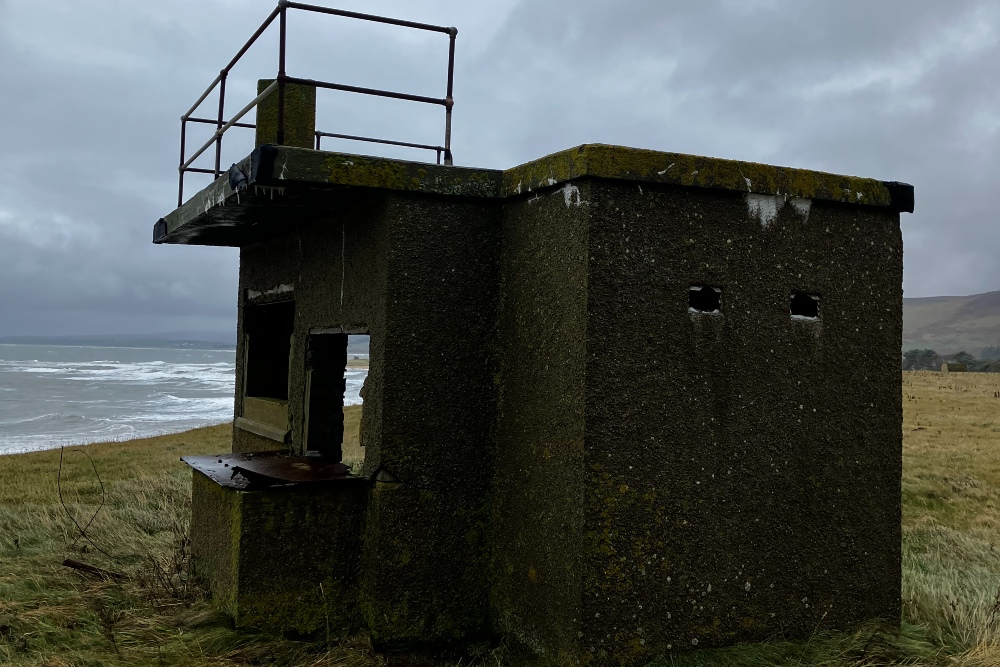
[255,79,317,149]
[171,132,906,663]
[358,193,500,648]
[189,470,367,635]
[578,179,901,664]
[489,183,590,659]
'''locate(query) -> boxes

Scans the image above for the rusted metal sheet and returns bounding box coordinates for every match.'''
[182,451,360,490]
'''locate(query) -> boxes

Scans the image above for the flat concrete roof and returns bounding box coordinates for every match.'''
[154,143,913,246]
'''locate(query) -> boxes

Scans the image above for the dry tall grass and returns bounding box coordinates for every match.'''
[2,374,1000,665]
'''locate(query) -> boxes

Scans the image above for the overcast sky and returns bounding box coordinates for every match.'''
[0,0,997,336]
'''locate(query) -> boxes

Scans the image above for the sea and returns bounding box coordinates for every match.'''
[0,344,367,455]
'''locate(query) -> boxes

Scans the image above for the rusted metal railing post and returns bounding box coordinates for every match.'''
[176,1,459,206]
[214,71,228,178]
[444,27,456,165]
[277,2,288,146]
[178,119,188,207]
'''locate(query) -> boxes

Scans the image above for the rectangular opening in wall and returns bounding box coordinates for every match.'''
[238,300,295,442]
[689,285,722,313]
[344,335,369,468]
[790,293,820,320]
[305,333,369,466]
[244,300,295,400]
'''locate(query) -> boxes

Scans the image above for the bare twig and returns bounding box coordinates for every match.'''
[57,446,114,560]
[69,448,106,549]
[62,558,127,582]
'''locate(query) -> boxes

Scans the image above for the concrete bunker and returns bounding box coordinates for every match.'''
[153,4,915,664]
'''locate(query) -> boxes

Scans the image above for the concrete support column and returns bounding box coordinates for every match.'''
[255,79,316,148]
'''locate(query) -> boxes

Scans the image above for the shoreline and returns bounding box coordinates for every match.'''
[0,420,235,457]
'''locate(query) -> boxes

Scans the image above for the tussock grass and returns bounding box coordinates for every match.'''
[3,373,1000,665]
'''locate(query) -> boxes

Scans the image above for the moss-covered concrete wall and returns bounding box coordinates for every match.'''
[359,194,501,648]
[189,470,367,635]
[190,471,241,616]
[489,185,590,659]
[234,192,501,647]
[180,143,905,662]
[235,192,390,455]
[578,178,902,664]
[233,480,367,634]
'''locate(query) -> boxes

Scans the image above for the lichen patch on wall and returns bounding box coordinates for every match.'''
[560,184,588,207]
[789,197,812,221]
[746,194,813,227]
[745,193,784,228]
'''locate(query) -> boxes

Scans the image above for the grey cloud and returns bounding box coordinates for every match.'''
[0,0,997,337]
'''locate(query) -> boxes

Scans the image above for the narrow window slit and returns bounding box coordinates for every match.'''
[689,286,722,313]
[790,293,820,319]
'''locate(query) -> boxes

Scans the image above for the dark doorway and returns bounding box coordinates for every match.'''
[305,333,348,459]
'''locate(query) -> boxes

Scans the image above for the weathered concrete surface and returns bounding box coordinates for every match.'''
[578,180,902,664]
[232,191,500,646]
[358,194,500,648]
[170,141,909,664]
[489,184,590,659]
[234,192,389,455]
[189,470,367,635]
[153,144,911,247]
[255,79,316,149]
[502,144,903,206]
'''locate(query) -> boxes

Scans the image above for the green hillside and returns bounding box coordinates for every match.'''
[903,290,1000,355]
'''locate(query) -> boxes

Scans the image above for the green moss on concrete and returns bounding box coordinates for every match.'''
[285,149,501,197]
[501,144,893,207]
[255,79,316,149]
[159,143,903,246]
[360,480,492,650]
[190,471,241,616]
[188,470,368,636]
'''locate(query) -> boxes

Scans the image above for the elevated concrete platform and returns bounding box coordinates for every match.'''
[154,143,914,247]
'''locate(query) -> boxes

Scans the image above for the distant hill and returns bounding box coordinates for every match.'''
[903,291,1000,356]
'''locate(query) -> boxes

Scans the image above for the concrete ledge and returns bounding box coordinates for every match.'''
[154,143,913,247]
[502,144,908,210]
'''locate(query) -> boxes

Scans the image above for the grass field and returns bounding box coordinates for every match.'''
[3,374,1000,665]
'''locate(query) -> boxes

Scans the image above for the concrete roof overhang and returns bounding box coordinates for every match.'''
[154,143,914,246]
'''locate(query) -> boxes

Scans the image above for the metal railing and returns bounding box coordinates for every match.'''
[177,1,457,207]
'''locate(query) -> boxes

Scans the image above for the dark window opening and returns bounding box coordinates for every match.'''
[689,286,722,313]
[244,300,295,399]
[305,333,368,465]
[790,293,820,319]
